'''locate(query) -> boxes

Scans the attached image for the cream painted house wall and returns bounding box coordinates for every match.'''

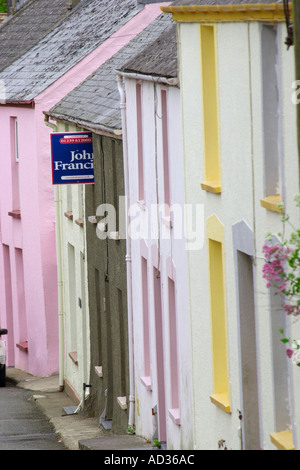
[177,17,299,450]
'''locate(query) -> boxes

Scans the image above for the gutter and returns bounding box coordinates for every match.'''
[44,111,122,139]
[117,74,135,428]
[0,100,35,108]
[117,70,178,87]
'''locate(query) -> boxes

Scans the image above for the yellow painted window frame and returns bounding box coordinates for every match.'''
[199,24,221,194]
[207,215,230,412]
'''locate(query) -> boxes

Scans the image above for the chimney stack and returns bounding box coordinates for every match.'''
[67,0,80,10]
[6,0,16,15]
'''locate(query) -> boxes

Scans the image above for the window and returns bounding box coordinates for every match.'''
[94,268,102,367]
[66,185,73,213]
[199,25,221,194]
[10,117,20,211]
[260,25,284,213]
[14,118,19,162]
[80,252,88,379]
[68,243,77,354]
[237,250,260,449]
[140,256,151,389]
[207,215,230,412]
[76,184,83,227]
[136,83,145,204]
[15,248,28,349]
[161,89,171,208]
[268,240,294,449]
[168,277,180,425]
[2,245,14,364]
[233,220,261,450]
[153,267,167,442]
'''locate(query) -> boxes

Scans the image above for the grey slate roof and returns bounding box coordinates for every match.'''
[120,24,177,79]
[0,0,73,72]
[48,13,175,132]
[169,0,282,5]
[0,0,142,102]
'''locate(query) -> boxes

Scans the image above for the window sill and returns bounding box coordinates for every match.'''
[210,393,231,413]
[137,200,146,211]
[75,218,84,227]
[140,376,152,391]
[88,215,97,224]
[270,430,294,450]
[69,351,78,365]
[201,180,221,194]
[117,396,127,410]
[98,222,107,232]
[64,211,73,220]
[169,408,181,426]
[110,231,120,241]
[16,341,28,353]
[8,210,21,219]
[162,215,172,229]
[95,366,103,378]
[260,195,283,213]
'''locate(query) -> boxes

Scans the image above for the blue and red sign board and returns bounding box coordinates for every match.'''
[51,132,94,184]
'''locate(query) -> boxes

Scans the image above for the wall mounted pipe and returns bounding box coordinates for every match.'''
[45,116,65,391]
[117,74,135,428]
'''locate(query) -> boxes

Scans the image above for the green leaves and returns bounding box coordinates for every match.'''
[126,425,135,435]
[263,197,300,316]
[0,1,7,14]
[152,440,161,449]
[279,328,290,344]
[281,338,290,344]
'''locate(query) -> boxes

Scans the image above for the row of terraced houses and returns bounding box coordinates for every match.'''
[0,0,299,450]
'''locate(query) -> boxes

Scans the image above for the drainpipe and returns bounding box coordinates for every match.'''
[117,75,135,427]
[45,115,65,391]
[55,185,65,391]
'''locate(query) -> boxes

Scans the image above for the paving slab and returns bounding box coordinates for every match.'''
[79,435,153,451]
[6,368,153,451]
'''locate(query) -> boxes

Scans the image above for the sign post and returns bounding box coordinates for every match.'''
[51,132,94,184]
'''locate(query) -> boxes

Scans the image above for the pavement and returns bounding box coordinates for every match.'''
[5,367,153,451]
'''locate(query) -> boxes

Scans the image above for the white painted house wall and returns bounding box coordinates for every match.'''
[123,77,194,450]
[177,19,299,450]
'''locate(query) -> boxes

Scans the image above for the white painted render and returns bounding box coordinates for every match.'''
[123,77,194,450]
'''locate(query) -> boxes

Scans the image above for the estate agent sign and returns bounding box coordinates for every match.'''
[51,132,94,184]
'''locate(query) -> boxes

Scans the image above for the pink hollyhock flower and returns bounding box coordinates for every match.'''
[286,349,294,358]
[284,305,296,315]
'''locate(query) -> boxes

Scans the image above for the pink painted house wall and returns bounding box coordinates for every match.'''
[0,106,58,374]
[0,3,165,376]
